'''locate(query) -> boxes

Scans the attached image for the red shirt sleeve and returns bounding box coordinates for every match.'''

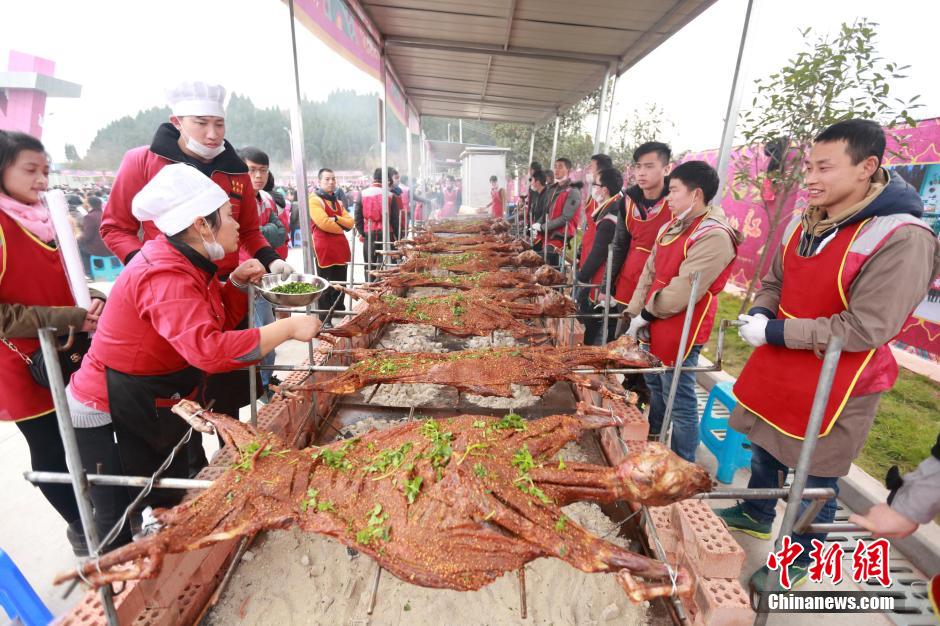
[220,281,249,329]
[139,270,260,374]
[101,147,149,263]
[234,175,268,259]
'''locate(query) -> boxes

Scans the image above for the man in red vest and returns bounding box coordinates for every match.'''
[530,157,582,267]
[719,119,940,594]
[623,161,741,462]
[611,142,675,311]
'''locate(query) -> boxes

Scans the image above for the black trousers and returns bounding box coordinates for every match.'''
[16,411,80,523]
[75,424,132,548]
[363,235,381,281]
[315,263,348,323]
[575,288,618,346]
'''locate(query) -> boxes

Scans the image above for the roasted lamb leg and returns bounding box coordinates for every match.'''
[57,400,710,602]
[367,265,565,291]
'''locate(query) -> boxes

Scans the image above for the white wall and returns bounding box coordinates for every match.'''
[460,152,506,209]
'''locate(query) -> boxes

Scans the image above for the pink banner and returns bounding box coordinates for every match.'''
[290,0,381,81]
[386,77,407,126]
[683,118,940,361]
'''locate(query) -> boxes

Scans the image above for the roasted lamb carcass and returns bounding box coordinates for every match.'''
[57,400,711,602]
[423,218,511,234]
[401,239,529,254]
[308,335,660,399]
[322,286,575,339]
[401,232,519,247]
[383,249,543,275]
[368,265,565,291]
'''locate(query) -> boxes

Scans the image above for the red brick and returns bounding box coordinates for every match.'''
[645,504,678,554]
[673,500,745,579]
[694,577,754,626]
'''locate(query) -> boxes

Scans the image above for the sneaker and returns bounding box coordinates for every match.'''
[749,563,809,596]
[715,502,773,540]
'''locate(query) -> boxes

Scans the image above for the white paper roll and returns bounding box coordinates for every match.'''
[43,189,91,309]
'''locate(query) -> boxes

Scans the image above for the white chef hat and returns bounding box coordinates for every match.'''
[132,164,229,236]
[165,80,226,118]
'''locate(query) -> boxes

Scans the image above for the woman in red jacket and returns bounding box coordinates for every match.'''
[0,131,108,553]
[68,164,320,514]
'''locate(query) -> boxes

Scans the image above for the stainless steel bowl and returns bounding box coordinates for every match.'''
[257,273,330,307]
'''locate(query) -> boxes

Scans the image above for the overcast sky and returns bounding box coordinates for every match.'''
[2,0,937,163]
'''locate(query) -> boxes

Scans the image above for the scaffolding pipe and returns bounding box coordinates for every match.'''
[592,66,612,154]
[287,0,315,275]
[754,335,844,625]
[248,284,258,427]
[549,114,560,165]
[380,56,390,263]
[37,329,119,626]
[657,271,701,446]
[602,244,613,342]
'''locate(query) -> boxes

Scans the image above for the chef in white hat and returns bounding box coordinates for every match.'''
[99,79,294,430]
[68,163,319,511]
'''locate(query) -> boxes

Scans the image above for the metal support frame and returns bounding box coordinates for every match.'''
[602,244,614,342]
[754,336,844,623]
[458,118,463,143]
[248,284,258,427]
[549,114,560,166]
[287,0,315,275]
[603,72,620,152]
[37,329,119,625]
[715,0,757,200]
[380,55,391,264]
[592,65,612,154]
[657,272,701,446]
[527,126,536,169]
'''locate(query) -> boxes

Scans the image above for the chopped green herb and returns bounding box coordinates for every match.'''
[365,442,414,476]
[559,545,567,557]
[316,500,336,513]
[300,487,319,512]
[555,516,567,532]
[225,491,234,503]
[269,281,318,294]
[511,444,536,473]
[356,504,390,545]
[557,457,567,470]
[492,413,527,432]
[404,601,411,612]
[472,420,488,429]
[473,462,488,478]
[403,476,423,504]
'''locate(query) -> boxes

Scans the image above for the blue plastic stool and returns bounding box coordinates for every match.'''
[292,229,302,247]
[699,381,752,484]
[0,549,52,626]
[89,255,123,281]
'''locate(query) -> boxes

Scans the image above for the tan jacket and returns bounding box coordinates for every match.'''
[1,287,105,338]
[626,205,741,319]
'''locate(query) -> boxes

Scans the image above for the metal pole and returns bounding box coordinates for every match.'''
[715,0,758,200]
[380,56,390,262]
[37,329,119,626]
[26,471,214,491]
[593,66,612,154]
[458,118,463,143]
[549,114,560,166]
[754,336,843,623]
[287,0,315,275]
[527,126,535,169]
[658,271,701,445]
[602,244,613,343]
[248,284,258,428]
[603,72,620,152]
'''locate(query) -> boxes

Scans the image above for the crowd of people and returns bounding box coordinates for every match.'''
[1,76,938,601]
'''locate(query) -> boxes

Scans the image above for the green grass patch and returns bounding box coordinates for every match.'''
[703,294,940,479]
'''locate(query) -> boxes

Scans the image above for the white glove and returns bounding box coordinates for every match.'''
[269,259,294,278]
[626,314,650,339]
[738,313,768,347]
[530,223,542,234]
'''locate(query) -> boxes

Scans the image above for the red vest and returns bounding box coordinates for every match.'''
[442,187,458,216]
[491,188,504,218]
[0,211,76,421]
[613,197,672,305]
[579,194,621,301]
[646,213,737,366]
[733,214,931,440]
[539,185,582,250]
[310,194,351,267]
[359,184,384,234]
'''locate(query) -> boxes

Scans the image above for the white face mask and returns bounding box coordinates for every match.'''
[674,191,698,222]
[591,188,607,204]
[181,129,225,160]
[199,218,226,261]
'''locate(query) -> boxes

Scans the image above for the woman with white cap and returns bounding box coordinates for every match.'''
[69,164,319,512]
[99,80,294,427]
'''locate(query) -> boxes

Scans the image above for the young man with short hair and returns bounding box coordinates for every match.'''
[531,157,582,267]
[611,142,675,309]
[528,170,548,227]
[720,119,940,594]
[624,160,741,463]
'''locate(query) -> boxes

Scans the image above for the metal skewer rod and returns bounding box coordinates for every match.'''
[602,243,613,342]
[248,283,259,427]
[518,567,527,619]
[367,564,382,615]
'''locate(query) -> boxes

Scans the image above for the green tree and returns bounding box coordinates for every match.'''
[732,19,920,313]
[64,143,81,163]
[608,103,673,181]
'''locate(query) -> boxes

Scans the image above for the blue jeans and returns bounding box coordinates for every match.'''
[742,443,840,565]
[644,345,702,462]
[253,294,276,387]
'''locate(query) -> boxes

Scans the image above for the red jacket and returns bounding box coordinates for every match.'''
[101,124,277,276]
[69,236,260,413]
